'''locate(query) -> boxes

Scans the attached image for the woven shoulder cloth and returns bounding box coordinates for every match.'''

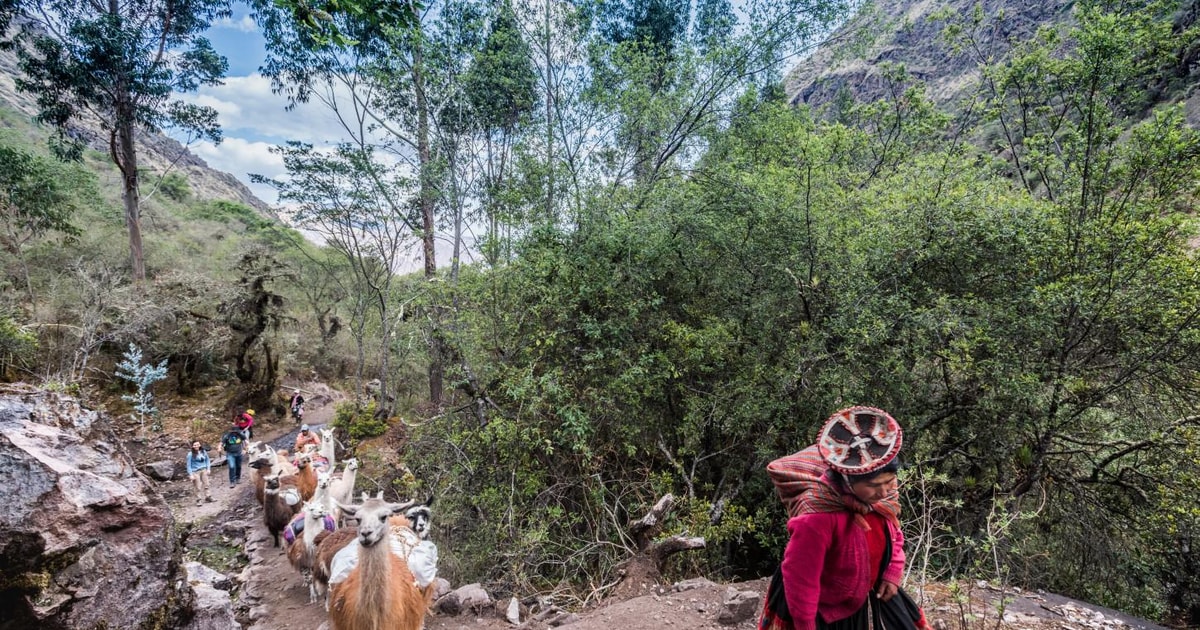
[766,444,899,529]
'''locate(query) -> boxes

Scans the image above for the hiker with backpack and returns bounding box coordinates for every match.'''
[758,406,929,630]
[218,419,246,487]
[236,408,255,439]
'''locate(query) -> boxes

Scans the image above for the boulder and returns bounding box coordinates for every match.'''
[717,588,761,625]
[431,576,453,601]
[184,582,240,630]
[186,561,233,591]
[673,577,717,592]
[140,459,178,481]
[435,582,492,615]
[0,386,190,629]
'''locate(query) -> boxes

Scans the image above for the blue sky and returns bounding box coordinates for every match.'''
[180,4,348,205]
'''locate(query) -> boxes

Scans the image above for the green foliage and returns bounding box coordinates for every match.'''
[464,1,534,132]
[2,0,229,279]
[0,315,36,379]
[187,200,273,230]
[158,172,192,202]
[332,400,389,440]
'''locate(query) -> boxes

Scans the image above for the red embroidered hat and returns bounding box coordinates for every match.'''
[816,406,903,475]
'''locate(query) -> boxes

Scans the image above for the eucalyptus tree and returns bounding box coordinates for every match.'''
[253,142,417,409]
[253,0,490,406]
[0,0,229,281]
[463,0,536,264]
[578,0,857,194]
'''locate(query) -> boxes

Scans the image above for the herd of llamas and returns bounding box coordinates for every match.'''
[244,427,438,630]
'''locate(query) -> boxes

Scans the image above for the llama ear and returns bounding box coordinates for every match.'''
[423,494,435,508]
[337,501,358,517]
[389,500,417,515]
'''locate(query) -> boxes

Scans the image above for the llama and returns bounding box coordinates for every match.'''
[329,458,359,523]
[312,526,355,610]
[249,456,278,505]
[319,426,337,469]
[275,448,300,476]
[286,501,338,604]
[263,473,304,547]
[404,501,433,541]
[312,492,426,609]
[327,497,436,630]
[312,469,335,513]
[282,453,319,502]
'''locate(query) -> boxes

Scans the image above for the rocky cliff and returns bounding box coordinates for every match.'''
[0,386,192,630]
[785,0,1073,109]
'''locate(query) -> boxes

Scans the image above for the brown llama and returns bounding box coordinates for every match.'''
[249,455,278,505]
[327,498,435,630]
[281,453,318,501]
[263,474,304,547]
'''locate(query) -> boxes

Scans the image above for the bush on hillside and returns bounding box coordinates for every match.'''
[332,400,388,441]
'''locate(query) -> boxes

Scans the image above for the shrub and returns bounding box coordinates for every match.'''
[332,400,389,441]
[159,172,190,201]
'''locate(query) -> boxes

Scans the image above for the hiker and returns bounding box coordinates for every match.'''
[218,419,246,487]
[236,408,255,439]
[759,406,929,630]
[294,423,321,453]
[186,440,214,506]
[290,391,305,423]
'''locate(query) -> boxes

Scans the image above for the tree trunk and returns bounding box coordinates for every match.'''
[413,40,444,406]
[543,0,554,222]
[115,97,145,281]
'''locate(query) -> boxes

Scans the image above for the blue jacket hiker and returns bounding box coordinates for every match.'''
[219,422,246,486]
[186,441,214,505]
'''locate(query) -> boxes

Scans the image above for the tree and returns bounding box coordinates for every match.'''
[1,0,229,281]
[463,0,537,265]
[115,342,168,429]
[0,144,94,303]
[254,142,417,411]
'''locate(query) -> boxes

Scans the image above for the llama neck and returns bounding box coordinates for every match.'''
[355,536,393,630]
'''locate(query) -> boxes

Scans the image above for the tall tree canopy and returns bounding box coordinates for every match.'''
[0,0,229,281]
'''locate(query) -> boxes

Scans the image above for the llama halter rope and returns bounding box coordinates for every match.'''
[816,406,903,475]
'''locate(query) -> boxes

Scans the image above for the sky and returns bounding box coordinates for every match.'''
[179,4,340,205]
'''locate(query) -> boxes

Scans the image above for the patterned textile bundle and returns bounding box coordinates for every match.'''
[765,445,899,528]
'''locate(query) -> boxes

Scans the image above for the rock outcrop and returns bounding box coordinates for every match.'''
[786,0,1073,110]
[0,385,191,630]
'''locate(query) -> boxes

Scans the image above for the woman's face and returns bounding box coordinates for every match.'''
[849,472,898,504]
[191,441,201,451]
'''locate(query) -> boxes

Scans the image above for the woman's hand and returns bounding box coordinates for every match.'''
[876,580,899,602]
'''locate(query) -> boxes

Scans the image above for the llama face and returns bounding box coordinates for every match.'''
[306,501,329,519]
[265,474,281,491]
[316,471,332,491]
[344,498,414,547]
[344,458,359,472]
[405,506,431,540]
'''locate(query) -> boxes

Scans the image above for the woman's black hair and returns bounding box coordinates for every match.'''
[844,456,902,485]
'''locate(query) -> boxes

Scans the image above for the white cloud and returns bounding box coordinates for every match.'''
[181,74,373,146]
[212,15,258,33]
[191,136,285,203]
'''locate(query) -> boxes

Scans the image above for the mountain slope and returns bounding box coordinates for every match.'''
[0,45,274,216]
[785,0,1072,109]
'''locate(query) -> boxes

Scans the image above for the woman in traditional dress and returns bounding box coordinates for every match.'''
[759,406,929,630]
